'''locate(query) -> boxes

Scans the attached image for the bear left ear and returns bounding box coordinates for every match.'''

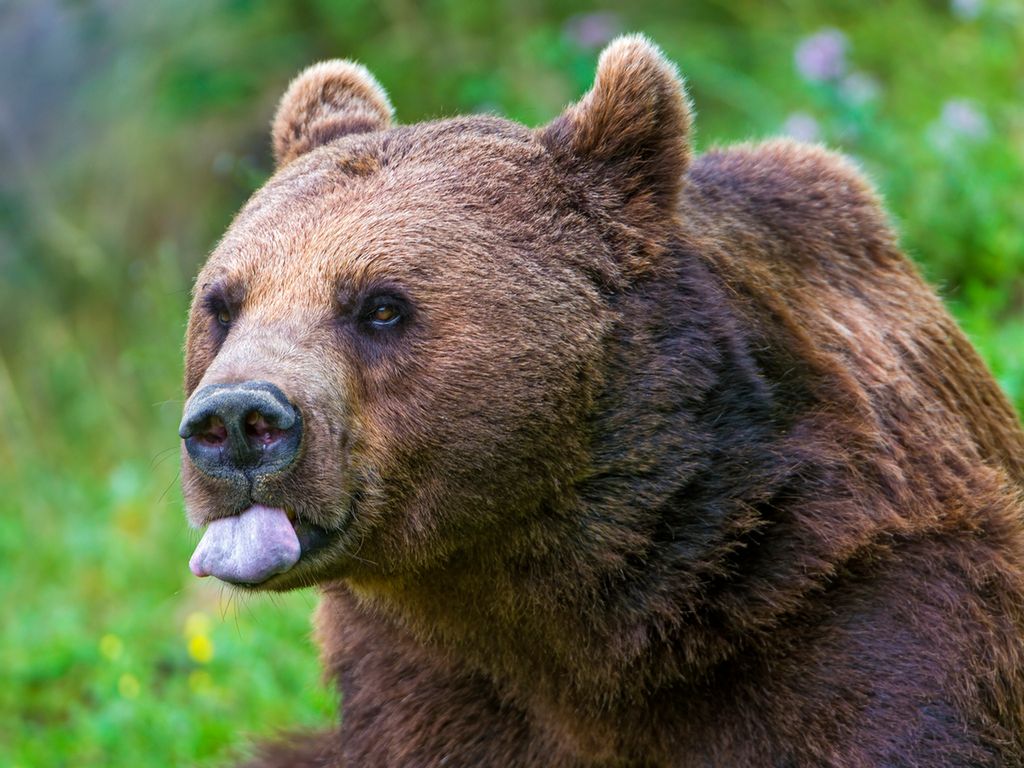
[271,59,394,168]
[539,35,693,218]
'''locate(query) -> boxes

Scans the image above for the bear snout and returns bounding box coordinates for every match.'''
[180,380,303,481]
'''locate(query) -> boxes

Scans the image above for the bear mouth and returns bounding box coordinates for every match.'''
[189,504,343,588]
[292,516,335,559]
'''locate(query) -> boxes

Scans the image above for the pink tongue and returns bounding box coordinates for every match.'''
[190,505,300,584]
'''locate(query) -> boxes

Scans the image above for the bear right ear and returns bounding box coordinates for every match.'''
[271,59,394,168]
[538,35,692,222]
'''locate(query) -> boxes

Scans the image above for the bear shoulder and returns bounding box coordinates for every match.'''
[686,138,903,277]
[685,138,1024,486]
[689,137,883,218]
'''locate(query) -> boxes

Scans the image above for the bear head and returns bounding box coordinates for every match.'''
[180,35,695,590]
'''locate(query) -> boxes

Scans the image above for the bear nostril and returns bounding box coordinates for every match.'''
[197,415,228,447]
[245,410,286,447]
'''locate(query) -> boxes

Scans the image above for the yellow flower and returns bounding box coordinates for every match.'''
[99,634,123,661]
[118,673,140,699]
[188,633,215,664]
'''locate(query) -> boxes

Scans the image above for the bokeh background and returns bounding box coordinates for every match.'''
[1,1,1021,764]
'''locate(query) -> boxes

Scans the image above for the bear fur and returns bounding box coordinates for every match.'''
[181,36,1024,767]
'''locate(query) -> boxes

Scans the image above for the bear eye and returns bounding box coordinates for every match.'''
[201,281,243,337]
[349,289,411,336]
[370,303,399,326]
[359,296,406,330]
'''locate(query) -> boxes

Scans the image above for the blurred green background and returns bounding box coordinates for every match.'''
[1,0,1021,765]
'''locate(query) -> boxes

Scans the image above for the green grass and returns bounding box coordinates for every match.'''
[1,1,1021,764]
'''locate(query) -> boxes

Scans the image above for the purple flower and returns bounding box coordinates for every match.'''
[563,12,621,51]
[928,99,989,151]
[951,0,983,20]
[782,112,821,143]
[840,72,880,106]
[794,28,848,83]
[940,99,989,139]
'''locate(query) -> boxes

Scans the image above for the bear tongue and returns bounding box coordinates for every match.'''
[189,505,301,584]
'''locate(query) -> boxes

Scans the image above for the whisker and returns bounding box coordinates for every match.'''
[157,470,181,504]
[149,445,180,470]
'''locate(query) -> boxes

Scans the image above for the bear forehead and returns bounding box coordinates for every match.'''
[240,114,549,230]
[202,116,562,303]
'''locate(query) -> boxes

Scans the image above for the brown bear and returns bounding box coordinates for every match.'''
[179,35,1024,767]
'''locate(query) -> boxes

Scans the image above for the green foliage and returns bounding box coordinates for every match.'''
[1,0,1020,764]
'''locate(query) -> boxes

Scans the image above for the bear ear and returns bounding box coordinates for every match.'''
[538,35,693,217]
[271,59,394,168]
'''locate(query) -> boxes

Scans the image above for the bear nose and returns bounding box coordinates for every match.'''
[180,381,303,479]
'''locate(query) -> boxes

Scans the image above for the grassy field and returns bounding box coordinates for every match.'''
[1,1,1021,765]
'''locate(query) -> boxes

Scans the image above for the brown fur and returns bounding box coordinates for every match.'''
[271,59,394,167]
[181,35,1024,767]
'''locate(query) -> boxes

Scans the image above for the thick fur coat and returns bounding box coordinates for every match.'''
[180,36,1024,767]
